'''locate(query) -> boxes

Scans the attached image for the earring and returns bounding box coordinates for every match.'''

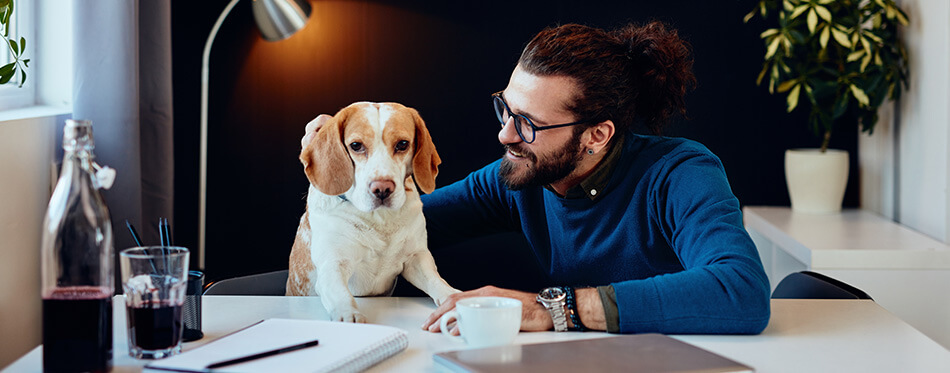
[587,149,594,155]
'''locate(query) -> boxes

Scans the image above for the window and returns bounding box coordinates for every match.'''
[0,0,35,112]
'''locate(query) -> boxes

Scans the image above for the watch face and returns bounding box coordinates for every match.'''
[539,287,566,301]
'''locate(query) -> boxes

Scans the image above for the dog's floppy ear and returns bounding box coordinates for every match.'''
[300,108,355,195]
[409,108,440,194]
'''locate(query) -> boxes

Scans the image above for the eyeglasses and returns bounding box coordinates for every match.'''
[492,91,588,144]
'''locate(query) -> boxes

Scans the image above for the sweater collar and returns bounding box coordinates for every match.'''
[544,134,625,201]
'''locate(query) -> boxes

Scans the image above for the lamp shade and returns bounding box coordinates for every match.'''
[252,0,312,41]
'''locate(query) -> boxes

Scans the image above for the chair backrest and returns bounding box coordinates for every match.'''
[772,271,873,300]
[203,269,289,296]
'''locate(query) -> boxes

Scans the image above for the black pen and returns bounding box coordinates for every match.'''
[126,220,144,246]
[205,339,320,370]
[159,217,168,246]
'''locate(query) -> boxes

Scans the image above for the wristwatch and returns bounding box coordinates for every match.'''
[537,287,569,332]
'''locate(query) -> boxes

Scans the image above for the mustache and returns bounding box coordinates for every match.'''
[504,144,536,161]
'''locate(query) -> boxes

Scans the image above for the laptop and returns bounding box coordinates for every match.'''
[433,333,753,373]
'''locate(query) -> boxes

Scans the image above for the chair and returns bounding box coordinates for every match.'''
[771,271,873,300]
[203,269,289,295]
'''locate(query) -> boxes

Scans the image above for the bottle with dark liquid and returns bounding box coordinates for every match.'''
[41,119,115,373]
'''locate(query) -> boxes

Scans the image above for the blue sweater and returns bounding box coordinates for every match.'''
[421,134,770,334]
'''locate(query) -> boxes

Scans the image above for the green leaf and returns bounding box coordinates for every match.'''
[831,28,852,48]
[850,85,870,106]
[818,0,834,4]
[779,59,791,73]
[8,38,16,55]
[756,63,769,85]
[787,84,801,112]
[777,79,798,93]
[19,36,24,53]
[807,8,818,34]
[847,50,865,62]
[861,52,872,72]
[804,84,817,106]
[0,71,13,85]
[765,36,782,59]
[22,58,27,67]
[769,65,780,93]
[790,4,809,19]
[0,61,13,76]
[894,6,910,25]
[18,67,24,87]
[743,9,757,23]
[820,25,831,49]
[1,0,10,31]
[815,5,832,22]
[832,92,849,119]
[760,29,780,39]
[864,31,883,44]
[783,0,795,12]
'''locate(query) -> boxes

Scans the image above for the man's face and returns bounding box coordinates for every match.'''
[497,66,585,190]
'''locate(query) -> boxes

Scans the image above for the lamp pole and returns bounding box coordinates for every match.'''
[198,0,311,269]
[199,0,242,270]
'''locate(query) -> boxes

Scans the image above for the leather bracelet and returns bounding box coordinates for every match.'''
[565,286,587,331]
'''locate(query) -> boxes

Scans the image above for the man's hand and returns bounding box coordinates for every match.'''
[421,286,554,335]
[301,114,332,148]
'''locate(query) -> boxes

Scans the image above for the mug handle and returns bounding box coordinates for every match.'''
[439,310,460,338]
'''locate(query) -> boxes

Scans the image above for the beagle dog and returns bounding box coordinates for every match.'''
[287,102,460,323]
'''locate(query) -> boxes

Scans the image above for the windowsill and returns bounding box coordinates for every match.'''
[0,105,72,123]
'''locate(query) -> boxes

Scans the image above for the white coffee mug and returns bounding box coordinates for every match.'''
[440,296,522,348]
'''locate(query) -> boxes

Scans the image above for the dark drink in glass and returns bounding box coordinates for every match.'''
[126,300,184,352]
[42,287,113,373]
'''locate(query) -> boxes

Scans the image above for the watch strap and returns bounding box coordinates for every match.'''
[537,287,569,332]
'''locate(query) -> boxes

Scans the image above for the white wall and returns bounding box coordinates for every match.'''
[860,0,950,243]
[0,0,72,367]
[0,116,55,367]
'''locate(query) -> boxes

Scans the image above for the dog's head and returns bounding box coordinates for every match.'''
[300,102,440,212]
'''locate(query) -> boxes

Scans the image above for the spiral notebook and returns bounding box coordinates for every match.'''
[434,333,753,373]
[146,318,408,373]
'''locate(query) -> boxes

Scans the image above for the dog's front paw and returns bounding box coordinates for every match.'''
[329,309,368,323]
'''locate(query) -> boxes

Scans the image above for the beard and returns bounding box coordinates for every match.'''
[499,136,583,191]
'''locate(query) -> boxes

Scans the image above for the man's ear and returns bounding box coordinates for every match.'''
[300,107,355,195]
[584,120,615,154]
[408,108,440,194]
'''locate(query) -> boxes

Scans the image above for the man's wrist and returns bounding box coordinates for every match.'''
[565,287,587,331]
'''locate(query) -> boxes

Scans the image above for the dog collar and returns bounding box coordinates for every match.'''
[338,195,349,203]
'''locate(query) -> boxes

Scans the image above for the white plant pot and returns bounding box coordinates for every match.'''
[784,149,849,214]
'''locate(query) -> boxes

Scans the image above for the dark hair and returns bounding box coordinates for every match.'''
[517,21,696,135]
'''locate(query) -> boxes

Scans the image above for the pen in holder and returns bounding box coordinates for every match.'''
[182,270,204,342]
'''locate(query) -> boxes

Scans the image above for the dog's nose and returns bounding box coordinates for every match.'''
[370,180,395,200]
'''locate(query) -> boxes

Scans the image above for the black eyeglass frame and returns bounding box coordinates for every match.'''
[492,91,589,144]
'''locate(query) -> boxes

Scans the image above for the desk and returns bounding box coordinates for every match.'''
[5,296,949,372]
[743,206,950,349]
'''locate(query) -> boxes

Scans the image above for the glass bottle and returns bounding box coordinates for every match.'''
[41,119,114,373]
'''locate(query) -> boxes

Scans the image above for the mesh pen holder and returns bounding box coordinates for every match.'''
[182,270,204,342]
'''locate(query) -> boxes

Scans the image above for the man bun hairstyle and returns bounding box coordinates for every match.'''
[518,21,696,135]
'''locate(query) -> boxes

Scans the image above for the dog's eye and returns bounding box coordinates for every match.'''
[394,140,410,152]
[349,142,364,152]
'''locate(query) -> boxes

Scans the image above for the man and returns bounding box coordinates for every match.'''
[306,22,770,334]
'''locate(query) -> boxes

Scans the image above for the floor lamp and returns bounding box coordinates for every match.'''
[200,0,311,268]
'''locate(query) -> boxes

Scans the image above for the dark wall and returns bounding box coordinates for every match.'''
[171,0,859,285]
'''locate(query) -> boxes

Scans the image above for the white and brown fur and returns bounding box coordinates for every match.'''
[287,102,459,322]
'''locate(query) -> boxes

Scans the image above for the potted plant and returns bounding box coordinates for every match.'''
[0,0,29,87]
[745,0,909,213]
